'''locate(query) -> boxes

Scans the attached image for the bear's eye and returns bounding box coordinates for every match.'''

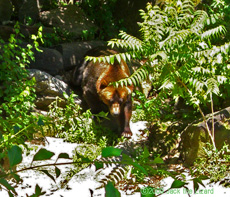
[109,98,114,103]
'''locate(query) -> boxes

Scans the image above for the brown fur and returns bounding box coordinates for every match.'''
[77,47,134,137]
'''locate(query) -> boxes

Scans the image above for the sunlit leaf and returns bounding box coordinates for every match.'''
[7,145,22,167]
[33,148,55,162]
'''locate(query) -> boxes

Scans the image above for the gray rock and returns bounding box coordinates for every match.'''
[54,41,105,70]
[179,106,230,166]
[39,0,58,11]
[28,69,81,110]
[19,0,40,24]
[11,0,23,14]
[29,69,71,96]
[40,5,98,39]
[113,0,155,37]
[29,47,64,76]
[0,25,15,41]
[0,0,13,24]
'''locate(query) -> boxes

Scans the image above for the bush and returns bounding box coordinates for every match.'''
[0,23,44,195]
[47,93,115,147]
[193,143,230,184]
[86,0,230,148]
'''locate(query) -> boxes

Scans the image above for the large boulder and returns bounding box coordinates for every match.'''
[0,25,15,41]
[179,106,230,166]
[54,41,105,70]
[28,69,81,110]
[40,5,97,39]
[29,69,72,97]
[29,46,64,76]
[39,0,58,11]
[18,0,40,24]
[113,0,155,38]
[0,0,13,24]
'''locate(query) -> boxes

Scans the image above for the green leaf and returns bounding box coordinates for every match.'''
[34,184,46,196]
[105,182,120,197]
[55,167,61,178]
[7,145,22,167]
[192,176,207,192]
[106,55,111,64]
[32,148,54,162]
[40,170,56,182]
[110,55,115,64]
[121,153,133,164]
[57,153,71,160]
[63,92,69,99]
[121,53,126,61]
[8,191,14,197]
[95,161,103,170]
[171,180,187,188]
[132,162,148,175]
[37,117,44,126]
[0,178,17,194]
[102,147,122,158]
[143,146,150,159]
[115,54,121,63]
[153,157,164,164]
[193,179,199,193]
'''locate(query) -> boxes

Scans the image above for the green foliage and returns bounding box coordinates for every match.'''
[0,23,42,148]
[0,23,45,195]
[42,27,75,47]
[105,182,120,197]
[193,143,230,184]
[47,92,113,147]
[79,0,124,40]
[132,90,173,123]
[86,0,230,148]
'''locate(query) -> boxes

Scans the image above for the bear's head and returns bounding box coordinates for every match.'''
[99,85,132,117]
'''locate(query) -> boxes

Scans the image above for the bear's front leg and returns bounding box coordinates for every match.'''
[120,94,133,138]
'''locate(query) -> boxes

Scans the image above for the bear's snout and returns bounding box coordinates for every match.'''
[110,103,120,117]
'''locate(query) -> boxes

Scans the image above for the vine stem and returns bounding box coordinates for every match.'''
[176,77,216,149]
[210,93,215,144]
[0,160,124,179]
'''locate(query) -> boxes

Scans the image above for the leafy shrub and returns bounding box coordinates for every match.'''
[47,93,115,146]
[42,27,75,47]
[132,90,174,123]
[193,143,230,184]
[0,23,44,195]
[86,0,230,148]
[79,0,123,40]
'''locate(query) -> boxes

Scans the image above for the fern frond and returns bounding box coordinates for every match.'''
[206,78,219,95]
[191,10,208,34]
[108,38,143,52]
[85,52,133,64]
[159,78,174,90]
[217,75,227,84]
[192,66,211,74]
[140,4,167,41]
[108,31,143,51]
[112,64,150,87]
[194,42,230,59]
[180,0,195,14]
[201,25,227,40]
[192,78,205,92]
[207,13,223,25]
[97,166,128,188]
[159,29,191,49]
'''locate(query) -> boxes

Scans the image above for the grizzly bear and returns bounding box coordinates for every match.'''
[73,46,134,137]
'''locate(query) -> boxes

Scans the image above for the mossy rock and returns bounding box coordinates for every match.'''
[179,106,230,166]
